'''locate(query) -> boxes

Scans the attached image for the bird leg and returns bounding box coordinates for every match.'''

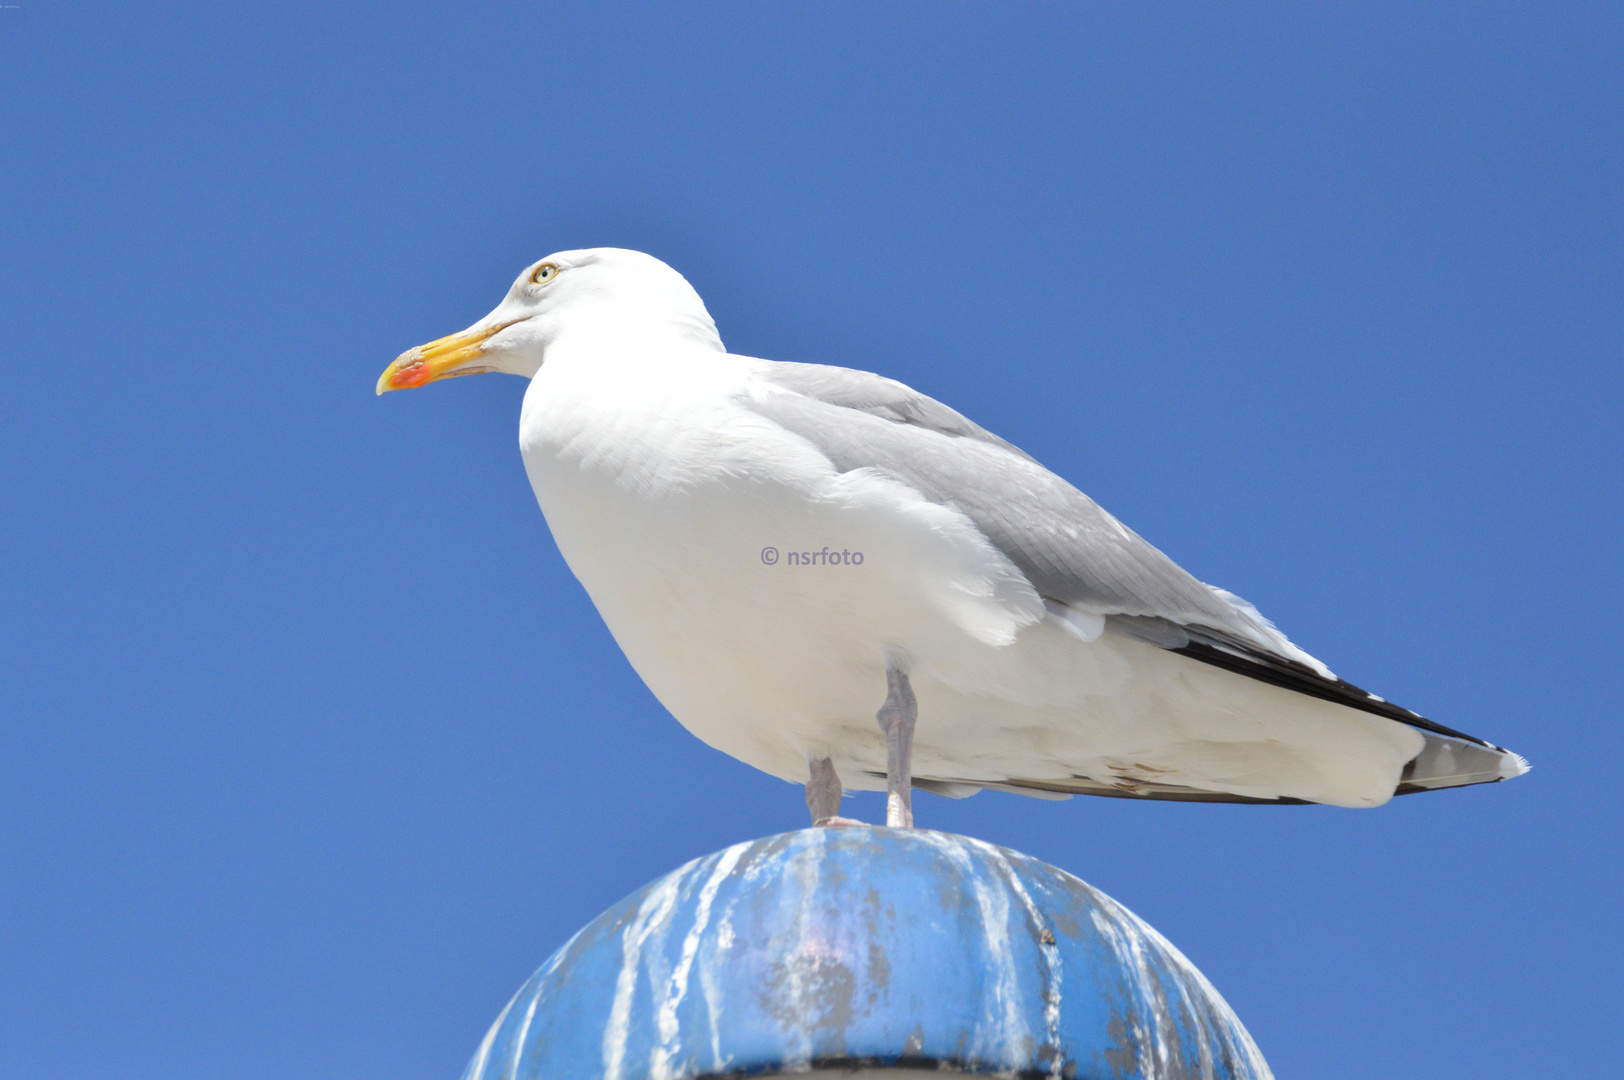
[805,756,845,824]
[876,665,918,827]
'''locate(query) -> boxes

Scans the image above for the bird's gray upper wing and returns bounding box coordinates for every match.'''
[744,360,1520,764]
[747,360,1293,654]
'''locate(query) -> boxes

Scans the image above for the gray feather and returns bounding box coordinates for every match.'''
[747,360,1305,663]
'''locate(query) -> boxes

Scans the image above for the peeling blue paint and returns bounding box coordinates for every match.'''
[462,828,1271,1080]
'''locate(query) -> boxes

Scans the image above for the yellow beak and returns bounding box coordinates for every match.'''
[376,317,529,395]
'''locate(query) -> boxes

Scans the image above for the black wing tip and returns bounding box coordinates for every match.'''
[1169,638,1503,750]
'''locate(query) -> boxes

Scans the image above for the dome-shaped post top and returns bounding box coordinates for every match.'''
[463,828,1271,1080]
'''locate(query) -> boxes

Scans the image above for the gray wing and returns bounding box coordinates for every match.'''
[748,360,1297,657]
[746,360,1525,786]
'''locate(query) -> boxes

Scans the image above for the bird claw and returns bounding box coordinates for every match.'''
[814,816,867,828]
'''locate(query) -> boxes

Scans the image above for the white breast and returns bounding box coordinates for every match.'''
[520,348,1052,764]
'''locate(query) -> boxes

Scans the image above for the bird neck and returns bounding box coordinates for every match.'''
[547,301,723,356]
[535,324,732,386]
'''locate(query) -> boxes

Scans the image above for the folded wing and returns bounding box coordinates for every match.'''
[745,360,1527,800]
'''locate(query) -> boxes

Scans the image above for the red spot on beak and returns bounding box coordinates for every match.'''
[389,362,432,389]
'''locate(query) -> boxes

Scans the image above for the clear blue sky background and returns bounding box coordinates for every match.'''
[2,5,1619,1078]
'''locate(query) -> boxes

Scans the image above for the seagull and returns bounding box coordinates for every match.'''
[378,248,1528,827]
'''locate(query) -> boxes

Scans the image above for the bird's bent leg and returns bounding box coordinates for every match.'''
[805,756,845,825]
[876,665,918,827]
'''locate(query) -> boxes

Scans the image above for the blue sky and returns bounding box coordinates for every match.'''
[2,4,1619,1078]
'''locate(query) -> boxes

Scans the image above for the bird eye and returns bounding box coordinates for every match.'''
[530,263,560,285]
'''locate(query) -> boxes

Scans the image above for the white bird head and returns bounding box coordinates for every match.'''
[376,247,722,395]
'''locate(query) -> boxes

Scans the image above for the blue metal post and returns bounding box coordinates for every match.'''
[462,827,1271,1080]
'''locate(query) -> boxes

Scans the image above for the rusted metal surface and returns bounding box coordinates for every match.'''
[462,828,1271,1079]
